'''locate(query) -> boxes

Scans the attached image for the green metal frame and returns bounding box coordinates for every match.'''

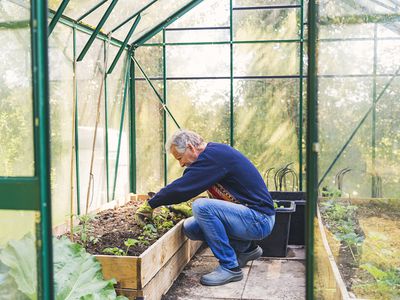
[48,0,70,35]
[163,29,168,186]
[132,0,204,47]
[32,0,54,298]
[129,50,137,193]
[77,0,119,61]
[112,56,131,201]
[107,14,141,74]
[229,0,234,146]
[132,56,181,129]
[77,0,108,22]
[306,0,317,298]
[109,0,158,34]
[104,39,110,203]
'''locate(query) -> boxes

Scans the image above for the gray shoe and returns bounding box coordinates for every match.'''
[200,266,243,286]
[237,245,263,268]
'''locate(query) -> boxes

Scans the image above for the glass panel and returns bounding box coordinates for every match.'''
[170,0,230,28]
[49,0,100,20]
[234,79,300,190]
[135,46,163,78]
[136,81,164,193]
[165,28,230,43]
[128,0,194,45]
[233,8,300,41]
[0,210,38,299]
[166,79,230,183]
[0,1,34,176]
[106,46,130,202]
[316,1,400,299]
[318,40,373,75]
[234,43,299,76]
[48,23,75,226]
[167,45,230,77]
[234,0,300,6]
[76,32,107,212]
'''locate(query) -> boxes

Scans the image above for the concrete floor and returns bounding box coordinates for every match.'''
[163,245,306,300]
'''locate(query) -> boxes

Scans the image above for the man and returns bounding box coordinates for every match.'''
[135,130,275,286]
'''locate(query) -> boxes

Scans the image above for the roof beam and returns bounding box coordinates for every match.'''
[48,0,70,36]
[77,0,108,22]
[107,14,141,74]
[132,0,203,47]
[77,0,119,61]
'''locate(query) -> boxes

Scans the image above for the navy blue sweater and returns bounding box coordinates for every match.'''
[148,142,275,216]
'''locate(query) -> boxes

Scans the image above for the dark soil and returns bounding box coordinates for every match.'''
[64,198,184,256]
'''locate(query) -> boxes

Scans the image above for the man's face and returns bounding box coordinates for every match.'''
[171,144,200,167]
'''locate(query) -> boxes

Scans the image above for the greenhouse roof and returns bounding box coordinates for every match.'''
[48,0,203,55]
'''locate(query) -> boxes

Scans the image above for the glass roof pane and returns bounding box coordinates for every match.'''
[84,0,154,35]
[127,0,194,45]
[49,0,102,20]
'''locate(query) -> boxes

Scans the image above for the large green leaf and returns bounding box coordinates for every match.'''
[0,234,127,300]
[0,233,36,299]
[0,258,29,300]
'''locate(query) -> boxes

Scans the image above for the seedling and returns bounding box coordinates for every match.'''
[73,214,97,248]
[124,238,139,255]
[102,247,124,256]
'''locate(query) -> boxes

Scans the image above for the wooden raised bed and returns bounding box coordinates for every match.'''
[95,219,202,300]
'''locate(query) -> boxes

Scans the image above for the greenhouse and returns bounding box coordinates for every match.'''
[0,0,399,299]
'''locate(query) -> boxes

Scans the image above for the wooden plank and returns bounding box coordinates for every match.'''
[116,239,202,300]
[96,255,139,289]
[315,206,350,300]
[139,220,187,287]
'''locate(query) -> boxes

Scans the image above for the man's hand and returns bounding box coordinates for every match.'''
[167,202,193,217]
[134,200,154,226]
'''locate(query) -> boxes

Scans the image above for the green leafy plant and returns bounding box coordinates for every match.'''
[123,239,139,255]
[102,247,124,256]
[73,214,99,248]
[0,233,127,299]
[357,264,400,297]
[320,200,364,261]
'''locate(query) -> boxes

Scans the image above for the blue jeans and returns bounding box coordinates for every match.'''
[183,198,275,269]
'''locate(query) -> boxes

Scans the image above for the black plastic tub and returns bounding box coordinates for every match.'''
[256,200,296,257]
[269,191,306,245]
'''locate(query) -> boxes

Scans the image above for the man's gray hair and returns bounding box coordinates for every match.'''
[166,130,206,153]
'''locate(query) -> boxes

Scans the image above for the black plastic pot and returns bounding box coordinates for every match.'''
[269,191,306,245]
[256,200,296,257]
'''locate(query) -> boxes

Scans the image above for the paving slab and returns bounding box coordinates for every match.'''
[163,246,306,300]
[242,259,306,299]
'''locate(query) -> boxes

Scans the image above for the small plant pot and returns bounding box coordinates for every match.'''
[256,200,296,257]
[269,191,306,245]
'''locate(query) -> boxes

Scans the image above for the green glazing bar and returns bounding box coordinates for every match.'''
[0,178,40,210]
[318,65,400,187]
[132,0,204,47]
[320,13,400,25]
[104,40,110,202]
[77,0,108,22]
[109,0,157,33]
[141,39,301,47]
[0,20,30,29]
[298,0,305,191]
[49,9,126,47]
[230,0,234,146]
[306,0,317,298]
[77,0,119,61]
[32,0,54,297]
[112,57,131,200]
[129,51,136,193]
[371,24,377,197]
[132,56,181,129]
[107,14,141,74]
[48,0,70,35]
[163,29,168,186]
[73,25,81,215]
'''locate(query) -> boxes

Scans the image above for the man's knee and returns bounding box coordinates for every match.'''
[191,198,211,215]
[183,216,203,240]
